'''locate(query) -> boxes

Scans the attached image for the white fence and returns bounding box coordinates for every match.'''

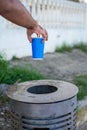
[0,0,87,59]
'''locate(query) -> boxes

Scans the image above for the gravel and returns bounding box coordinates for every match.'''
[77,122,87,130]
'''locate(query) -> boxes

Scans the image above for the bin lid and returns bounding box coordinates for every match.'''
[7,80,78,104]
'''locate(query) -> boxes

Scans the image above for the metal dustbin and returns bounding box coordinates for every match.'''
[7,80,78,130]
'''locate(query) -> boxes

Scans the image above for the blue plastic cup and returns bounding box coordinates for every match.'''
[31,37,45,60]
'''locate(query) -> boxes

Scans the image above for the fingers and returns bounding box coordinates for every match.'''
[44,29,48,41]
[39,26,48,41]
[27,29,32,43]
[28,36,32,43]
[37,34,40,37]
[35,29,48,42]
[27,29,33,43]
[41,29,48,42]
[35,26,48,42]
[27,25,48,43]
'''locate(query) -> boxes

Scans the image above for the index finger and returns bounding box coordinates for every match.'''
[41,29,48,42]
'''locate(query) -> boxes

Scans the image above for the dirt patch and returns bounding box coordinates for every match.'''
[10,49,87,81]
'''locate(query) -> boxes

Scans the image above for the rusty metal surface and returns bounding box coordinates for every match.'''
[7,80,78,130]
[10,96,77,130]
[7,80,78,104]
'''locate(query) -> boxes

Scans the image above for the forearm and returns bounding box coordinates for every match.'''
[0,0,37,29]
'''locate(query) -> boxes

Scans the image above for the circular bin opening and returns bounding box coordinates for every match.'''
[27,85,57,94]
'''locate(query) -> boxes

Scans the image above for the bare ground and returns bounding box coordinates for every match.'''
[10,49,87,81]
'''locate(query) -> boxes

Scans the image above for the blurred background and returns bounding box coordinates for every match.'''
[0,0,87,60]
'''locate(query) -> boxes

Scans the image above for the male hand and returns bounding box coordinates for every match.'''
[27,25,48,43]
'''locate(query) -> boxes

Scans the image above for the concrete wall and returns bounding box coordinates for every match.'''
[0,0,87,59]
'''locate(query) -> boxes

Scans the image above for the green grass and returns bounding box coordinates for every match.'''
[55,42,87,100]
[0,54,45,103]
[11,55,21,61]
[0,54,8,82]
[0,54,45,104]
[73,75,87,100]
[0,92,9,104]
[55,43,73,53]
[73,42,87,53]
[0,66,45,84]
[55,42,87,53]
[0,54,45,85]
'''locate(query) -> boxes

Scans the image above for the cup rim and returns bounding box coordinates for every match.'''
[32,37,43,39]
